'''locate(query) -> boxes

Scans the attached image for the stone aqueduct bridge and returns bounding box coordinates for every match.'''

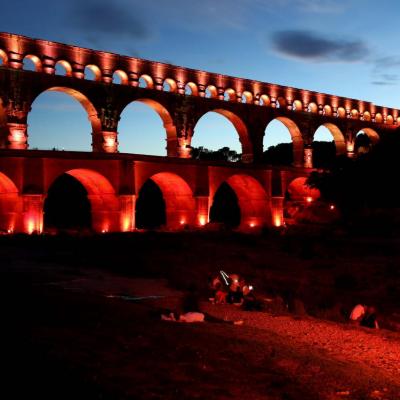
[0,32,398,234]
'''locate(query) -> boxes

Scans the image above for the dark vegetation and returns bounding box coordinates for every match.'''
[191,146,241,162]
[308,131,400,227]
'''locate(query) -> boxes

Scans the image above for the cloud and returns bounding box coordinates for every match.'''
[371,81,396,86]
[68,0,152,44]
[263,0,348,14]
[374,56,400,69]
[271,30,369,62]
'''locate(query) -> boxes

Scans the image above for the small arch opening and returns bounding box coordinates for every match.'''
[185,82,199,96]
[205,85,217,98]
[224,88,236,102]
[386,115,394,125]
[375,113,383,123]
[241,91,253,104]
[138,74,154,89]
[163,78,177,93]
[276,97,286,109]
[351,109,359,119]
[363,111,371,121]
[259,95,271,106]
[307,102,318,113]
[337,107,346,118]
[292,100,303,111]
[84,64,101,81]
[112,70,129,85]
[323,105,332,116]
[55,60,72,77]
[23,54,41,72]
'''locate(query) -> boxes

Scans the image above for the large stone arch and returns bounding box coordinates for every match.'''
[265,117,304,167]
[358,128,380,145]
[29,87,101,150]
[193,109,252,162]
[318,123,346,155]
[138,172,195,229]
[287,177,320,201]
[46,169,120,232]
[119,98,177,156]
[0,171,19,232]
[219,174,269,229]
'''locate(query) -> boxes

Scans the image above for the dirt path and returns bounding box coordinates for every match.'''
[203,303,400,385]
[29,269,400,399]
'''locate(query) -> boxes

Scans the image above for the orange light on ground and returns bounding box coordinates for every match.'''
[274,215,282,227]
[27,220,35,234]
[199,216,206,226]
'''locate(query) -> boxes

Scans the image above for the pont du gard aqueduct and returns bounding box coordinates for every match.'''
[0,32,399,234]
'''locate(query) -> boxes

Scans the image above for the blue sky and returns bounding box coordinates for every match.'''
[2,0,399,154]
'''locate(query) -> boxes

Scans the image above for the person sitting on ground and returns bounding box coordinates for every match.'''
[349,304,367,325]
[227,274,243,304]
[360,306,379,329]
[241,285,263,311]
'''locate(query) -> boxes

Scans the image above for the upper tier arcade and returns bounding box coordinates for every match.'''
[0,32,398,167]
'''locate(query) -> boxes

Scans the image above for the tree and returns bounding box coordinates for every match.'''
[191,146,241,162]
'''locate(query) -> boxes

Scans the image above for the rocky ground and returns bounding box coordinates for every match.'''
[2,231,400,399]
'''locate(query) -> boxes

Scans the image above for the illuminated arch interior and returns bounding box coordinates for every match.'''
[0,172,19,231]
[53,169,118,232]
[139,74,154,89]
[226,174,269,228]
[287,177,320,201]
[137,172,195,228]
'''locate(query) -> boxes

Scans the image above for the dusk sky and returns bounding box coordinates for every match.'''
[2,0,399,154]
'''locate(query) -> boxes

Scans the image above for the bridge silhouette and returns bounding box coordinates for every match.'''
[0,33,398,233]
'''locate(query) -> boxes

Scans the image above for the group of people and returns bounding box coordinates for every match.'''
[349,304,379,329]
[209,271,261,310]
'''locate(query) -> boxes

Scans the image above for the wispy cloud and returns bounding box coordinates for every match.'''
[371,56,400,86]
[263,0,348,13]
[271,30,369,62]
[67,0,152,48]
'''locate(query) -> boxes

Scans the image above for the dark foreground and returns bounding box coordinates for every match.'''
[3,229,400,399]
